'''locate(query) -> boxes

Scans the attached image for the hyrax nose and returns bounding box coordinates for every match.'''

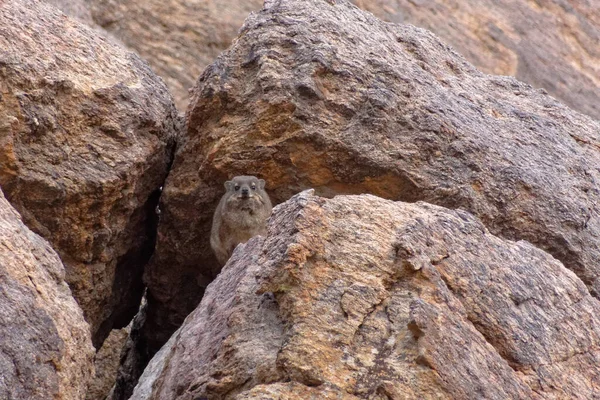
[241,187,250,197]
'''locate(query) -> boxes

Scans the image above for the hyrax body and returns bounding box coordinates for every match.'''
[210,176,273,266]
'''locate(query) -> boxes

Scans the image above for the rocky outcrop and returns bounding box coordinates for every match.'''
[132,191,600,399]
[355,0,600,121]
[85,0,264,110]
[138,0,600,373]
[0,189,95,399]
[45,0,599,119]
[0,0,179,347]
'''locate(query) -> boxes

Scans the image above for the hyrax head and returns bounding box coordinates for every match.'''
[225,175,266,200]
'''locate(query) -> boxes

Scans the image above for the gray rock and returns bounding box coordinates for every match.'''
[0,189,95,399]
[133,191,600,399]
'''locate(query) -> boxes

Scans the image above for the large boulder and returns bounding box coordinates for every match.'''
[357,0,600,121]
[85,0,264,110]
[132,191,600,399]
[141,0,600,363]
[0,189,95,399]
[0,0,179,346]
[44,0,599,120]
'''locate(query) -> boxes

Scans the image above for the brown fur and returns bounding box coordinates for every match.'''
[210,176,273,266]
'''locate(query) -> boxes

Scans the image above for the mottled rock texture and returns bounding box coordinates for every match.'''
[46,0,599,119]
[0,189,95,399]
[0,0,179,347]
[139,0,600,371]
[86,327,130,400]
[86,0,263,111]
[355,0,600,121]
[132,191,600,399]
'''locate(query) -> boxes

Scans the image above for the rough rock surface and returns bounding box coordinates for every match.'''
[85,0,264,111]
[132,191,600,399]
[0,189,95,400]
[0,0,179,346]
[44,0,96,25]
[140,0,600,370]
[46,0,599,119]
[86,327,130,400]
[356,0,600,121]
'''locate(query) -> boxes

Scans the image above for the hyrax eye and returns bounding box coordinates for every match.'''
[251,185,256,190]
[234,185,240,191]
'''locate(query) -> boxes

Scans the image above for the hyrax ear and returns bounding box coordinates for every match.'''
[258,179,266,190]
[225,181,234,191]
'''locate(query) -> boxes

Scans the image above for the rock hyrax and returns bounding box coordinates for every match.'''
[210,175,273,266]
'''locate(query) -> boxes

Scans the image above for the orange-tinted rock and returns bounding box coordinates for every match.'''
[0,189,95,399]
[0,0,179,346]
[86,0,264,110]
[132,191,600,399]
[142,0,600,364]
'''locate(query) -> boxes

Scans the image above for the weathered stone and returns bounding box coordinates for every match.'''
[86,326,130,400]
[355,0,600,120]
[45,0,599,119]
[110,299,152,400]
[0,0,179,346]
[0,189,95,399]
[43,0,125,48]
[85,0,264,110]
[129,326,179,400]
[132,191,600,399]
[140,0,600,373]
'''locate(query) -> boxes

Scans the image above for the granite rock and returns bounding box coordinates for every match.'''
[142,0,600,366]
[133,192,600,399]
[0,189,95,399]
[0,0,179,346]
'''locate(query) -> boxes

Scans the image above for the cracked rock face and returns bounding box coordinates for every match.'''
[141,0,600,367]
[0,0,179,347]
[132,191,600,399]
[0,189,95,400]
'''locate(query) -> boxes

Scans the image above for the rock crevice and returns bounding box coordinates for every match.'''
[137,3,600,381]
